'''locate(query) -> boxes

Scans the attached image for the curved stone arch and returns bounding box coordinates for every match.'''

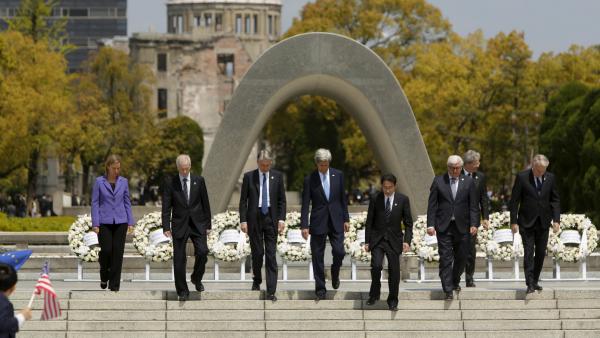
[203,32,434,215]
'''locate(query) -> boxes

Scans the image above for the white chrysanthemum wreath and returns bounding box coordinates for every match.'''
[133,211,173,262]
[208,210,251,262]
[277,211,311,262]
[477,211,524,261]
[410,215,439,262]
[547,214,598,262]
[344,212,370,262]
[68,214,100,262]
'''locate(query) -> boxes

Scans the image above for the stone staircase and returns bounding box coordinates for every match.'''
[10,288,600,337]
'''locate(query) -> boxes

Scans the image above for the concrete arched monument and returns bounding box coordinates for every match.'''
[203,32,434,215]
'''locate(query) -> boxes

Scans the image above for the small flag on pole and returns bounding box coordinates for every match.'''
[34,262,62,320]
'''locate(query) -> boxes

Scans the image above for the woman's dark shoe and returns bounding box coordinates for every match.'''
[100,281,108,290]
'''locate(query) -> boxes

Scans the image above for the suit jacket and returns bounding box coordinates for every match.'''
[91,176,134,227]
[0,293,18,338]
[162,174,212,239]
[365,192,413,254]
[239,169,287,229]
[427,173,480,234]
[300,168,350,235]
[463,169,490,220]
[509,169,560,229]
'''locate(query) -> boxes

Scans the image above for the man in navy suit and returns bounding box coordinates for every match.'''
[162,154,212,301]
[301,148,349,300]
[510,154,560,294]
[427,155,479,300]
[239,150,287,301]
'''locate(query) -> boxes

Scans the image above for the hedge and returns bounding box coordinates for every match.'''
[0,213,74,232]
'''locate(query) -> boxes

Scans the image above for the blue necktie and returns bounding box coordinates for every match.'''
[536,177,542,194]
[261,173,268,215]
[322,173,330,200]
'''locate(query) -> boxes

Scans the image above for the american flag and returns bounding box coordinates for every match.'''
[34,262,62,320]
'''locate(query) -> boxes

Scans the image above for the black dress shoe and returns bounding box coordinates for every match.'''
[109,286,119,292]
[332,278,340,290]
[196,282,204,292]
[526,286,535,294]
[366,297,378,306]
[251,282,260,291]
[178,292,190,301]
[445,292,453,300]
[266,293,277,302]
[100,281,108,290]
[388,303,398,311]
[533,284,543,291]
[466,281,476,287]
[453,285,461,292]
[315,291,327,301]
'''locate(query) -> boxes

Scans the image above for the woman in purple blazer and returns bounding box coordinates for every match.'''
[91,155,134,291]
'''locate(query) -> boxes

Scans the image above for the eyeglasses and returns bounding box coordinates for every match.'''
[447,166,462,171]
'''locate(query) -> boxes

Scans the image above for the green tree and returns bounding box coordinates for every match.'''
[8,0,72,53]
[0,31,72,209]
[540,82,600,225]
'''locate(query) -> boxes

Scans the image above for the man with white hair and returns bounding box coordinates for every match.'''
[427,155,479,300]
[509,154,560,294]
[301,148,350,300]
[462,150,491,287]
[162,154,212,301]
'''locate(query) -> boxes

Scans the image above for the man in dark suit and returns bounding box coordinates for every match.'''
[301,148,349,300]
[462,150,491,287]
[364,174,413,311]
[239,150,286,301]
[162,154,212,301]
[509,154,560,294]
[427,155,479,300]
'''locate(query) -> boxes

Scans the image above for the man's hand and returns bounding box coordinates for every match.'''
[20,307,32,321]
[163,230,172,238]
[92,227,99,234]
[344,222,350,232]
[301,228,309,240]
[364,244,369,252]
[278,221,285,234]
[511,224,518,234]
[470,226,477,236]
[482,219,490,230]
[240,223,248,233]
[427,227,436,236]
[553,222,560,233]
[402,243,410,253]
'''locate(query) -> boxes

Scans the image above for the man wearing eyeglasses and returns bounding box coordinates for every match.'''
[426,155,479,300]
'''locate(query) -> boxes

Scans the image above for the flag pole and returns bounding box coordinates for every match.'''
[27,289,36,308]
[28,261,49,308]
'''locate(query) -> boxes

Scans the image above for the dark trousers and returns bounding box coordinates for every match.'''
[173,220,208,295]
[98,223,127,289]
[310,222,345,295]
[465,232,477,283]
[521,218,549,287]
[249,211,278,294]
[437,221,469,293]
[369,239,400,305]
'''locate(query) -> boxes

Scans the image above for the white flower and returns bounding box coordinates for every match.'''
[68,215,101,262]
[411,215,439,262]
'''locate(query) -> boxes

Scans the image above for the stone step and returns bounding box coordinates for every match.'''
[364,320,463,331]
[167,309,264,321]
[166,320,265,331]
[564,331,600,338]
[560,309,600,319]
[167,332,265,338]
[67,321,165,331]
[464,331,564,338]
[68,310,166,321]
[265,309,363,320]
[265,300,362,310]
[267,332,364,338]
[363,309,461,320]
[558,299,600,309]
[463,319,562,331]
[166,299,264,310]
[265,320,364,331]
[366,332,464,338]
[66,333,165,338]
[562,319,600,330]
[460,299,557,310]
[462,309,560,320]
[68,299,166,310]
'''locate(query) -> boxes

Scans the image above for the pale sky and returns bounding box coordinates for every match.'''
[128,0,600,59]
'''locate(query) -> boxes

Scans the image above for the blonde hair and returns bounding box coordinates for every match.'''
[104,154,121,174]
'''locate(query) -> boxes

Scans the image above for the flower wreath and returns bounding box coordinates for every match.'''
[410,215,439,262]
[277,211,311,262]
[208,211,251,262]
[344,212,370,262]
[133,212,173,262]
[547,214,598,262]
[477,211,524,261]
[68,214,100,262]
